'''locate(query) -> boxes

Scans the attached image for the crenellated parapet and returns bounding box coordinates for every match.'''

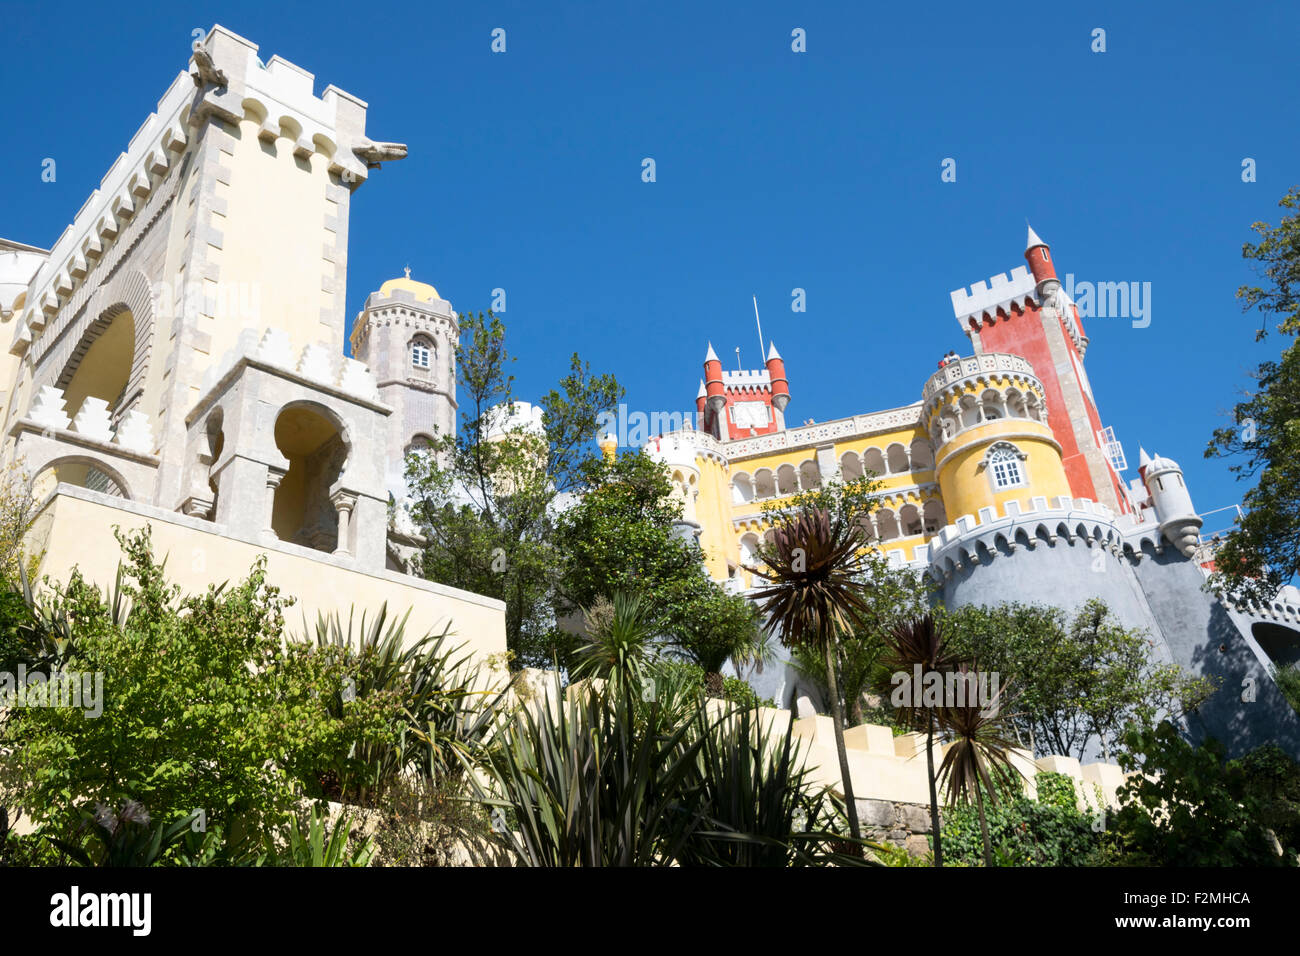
[199,327,383,407]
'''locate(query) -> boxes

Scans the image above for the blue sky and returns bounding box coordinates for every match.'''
[3,0,1297,523]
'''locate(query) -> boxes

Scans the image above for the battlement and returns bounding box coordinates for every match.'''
[14,24,378,360]
[950,264,1037,328]
[198,326,383,408]
[721,369,771,389]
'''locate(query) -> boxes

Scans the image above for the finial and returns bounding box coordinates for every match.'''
[404,265,411,280]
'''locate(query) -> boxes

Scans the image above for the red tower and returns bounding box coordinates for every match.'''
[697,342,789,441]
[950,226,1127,514]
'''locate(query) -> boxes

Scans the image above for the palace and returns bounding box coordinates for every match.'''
[0,26,504,661]
[647,229,1300,757]
[2,25,1298,761]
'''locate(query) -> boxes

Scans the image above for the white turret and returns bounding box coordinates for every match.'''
[1141,450,1201,557]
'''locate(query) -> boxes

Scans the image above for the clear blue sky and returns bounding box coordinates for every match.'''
[3,0,1297,523]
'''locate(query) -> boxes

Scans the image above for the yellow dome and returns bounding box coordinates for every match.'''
[379,270,439,302]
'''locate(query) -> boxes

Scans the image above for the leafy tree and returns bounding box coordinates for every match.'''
[552,449,762,684]
[1206,187,1300,602]
[1,527,396,845]
[943,599,1215,761]
[1110,722,1287,866]
[405,309,622,665]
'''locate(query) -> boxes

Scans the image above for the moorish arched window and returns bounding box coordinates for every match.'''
[984,442,1027,490]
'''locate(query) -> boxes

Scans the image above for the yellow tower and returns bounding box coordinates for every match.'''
[921,354,1072,522]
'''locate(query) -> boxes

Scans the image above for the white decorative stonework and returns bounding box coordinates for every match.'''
[114,410,155,454]
[950,265,1037,328]
[28,386,71,430]
[337,357,380,403]
[256,327,293,367]
[70,397,114,442]
[297,343,334,384]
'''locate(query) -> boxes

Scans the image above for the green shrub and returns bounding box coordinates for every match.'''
[942,772,1102,866]
[1110,722,1289,866]
[0,527,398,846]
[1274,663,1300,715]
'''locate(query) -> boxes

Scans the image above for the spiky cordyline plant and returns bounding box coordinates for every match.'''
[880,614,965,867]
[935,667,1022,867]
[744,508,873,842]
[307,604,505,802]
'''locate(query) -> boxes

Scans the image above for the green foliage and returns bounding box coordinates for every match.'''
[790,555,932,725]
[1233,743,1300,858]
[1274,663,1300,714]
[572,591,659,684]
[942,773,1102,867]
[469,676,870,866]
[306,605,501,803]
[651,659,773,709]
[1,527,397,845]
[406,309,623,667]
[45,801,197,867]
[1110,722,1289,866]
[553,449,762,676]
[1205,187,1300,602]
[263,806,376,868]
[942,599,1215,760]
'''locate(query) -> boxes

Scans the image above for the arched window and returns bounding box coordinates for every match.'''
[986,442,1027,490]
[411,337,433,371]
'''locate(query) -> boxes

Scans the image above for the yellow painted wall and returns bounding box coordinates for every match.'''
[27,489,508,664]
[934,421,1069,522]
[207,117,338,363]
[693,454,733,580]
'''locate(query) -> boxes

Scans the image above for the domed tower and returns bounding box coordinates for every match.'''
[350,270,459,498]
[921,352,1073,522]
[647,432,703,544]
[1140,449,1202,557]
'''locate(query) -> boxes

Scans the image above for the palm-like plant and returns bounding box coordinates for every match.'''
[744,508,873,841]
[572,591,659,687]
[466,673,707,866]
[881,614,964,866]
[307,605,505,800]
[935,668,1022,867]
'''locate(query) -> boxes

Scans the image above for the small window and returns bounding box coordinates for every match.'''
[411,343,431,369]
[987,444,1026,489]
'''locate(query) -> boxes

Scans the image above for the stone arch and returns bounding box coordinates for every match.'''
[754,468,775,499]
[1005,387,1028,419]
[885,442,909,474]
[910,439,934,470]
[981,388,1006,420]
[45,267,155,424]
[923,498,946,533]
[798,458,821,490]
[271,401,352,553]
[840,451,864,482]
[732,471,755,504]
[862,447,886,477]
[899,502,922,536]
[776,463,799,496]
[31,454,131,500]
[876,508,900,541]
[959,393,982,429]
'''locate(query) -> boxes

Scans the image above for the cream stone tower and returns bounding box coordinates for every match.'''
[1,25,505,661]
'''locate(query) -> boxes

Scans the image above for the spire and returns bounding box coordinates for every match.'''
[766,341,782,360]
[1138,446,1151,468]
[705,342,719,363]
[696,379,707,398]
[1025,224,1046,252]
